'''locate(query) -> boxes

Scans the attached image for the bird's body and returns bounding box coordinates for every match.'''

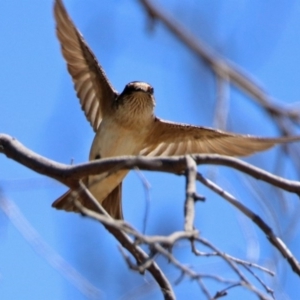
[85,87,156,218]
[53,0,300,219]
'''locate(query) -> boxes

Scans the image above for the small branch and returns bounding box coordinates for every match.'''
[184,156,198,232]
[191,242,275,276]
[213,283,240,299]
[139,0,300,126]
[119,246,156,274]
[192,241,275,297]
[197,172,300,276]
[74,182,199,246]
[196,237,272,300]
[242,266,275,298]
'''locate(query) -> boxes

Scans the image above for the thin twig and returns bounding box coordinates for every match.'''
[196,237,272,300]
[242,265,275,298]
[196,172,300,276]
[191,242,275,276]
[139,0,300,126]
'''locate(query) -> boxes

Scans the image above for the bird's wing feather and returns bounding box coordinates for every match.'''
[140,118,300,157]
[54,0,117,131]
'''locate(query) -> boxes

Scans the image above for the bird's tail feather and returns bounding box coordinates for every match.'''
[52,183,123,220]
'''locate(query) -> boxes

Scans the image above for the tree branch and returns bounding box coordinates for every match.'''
[1,133,289,298]
[196,172,300,276]
[73,183,273,300]
[139,0,300,127]
[73,182,176,300]
[1,134,300,195]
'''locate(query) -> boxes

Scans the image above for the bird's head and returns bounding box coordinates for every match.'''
[122,81,154,95]
[115,82,156,122]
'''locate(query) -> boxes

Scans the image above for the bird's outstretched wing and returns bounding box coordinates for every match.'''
[54,0,118,131]
[140,118,300,157]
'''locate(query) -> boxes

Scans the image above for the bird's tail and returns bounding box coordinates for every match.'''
[52,183,123,220]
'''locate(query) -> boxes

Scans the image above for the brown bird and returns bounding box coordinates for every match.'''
[52,0,300,219]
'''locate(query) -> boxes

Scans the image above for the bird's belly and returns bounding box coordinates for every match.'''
[94,133,139,157]
[87,131,136,202]
[90,121,144,159]
[87,121,143,205]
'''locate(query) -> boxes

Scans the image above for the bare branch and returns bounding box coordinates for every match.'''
[184,156,198,232]
[80,205,253,299]
[72,182,176,300]
[191,244,275,276]
[139,0,300,126]
[1,133,299,296]
[196,172,300,276]
[242,266,275,298]
[213,283,240,299]
[73,182,273,299]
[1,134,300,195]
[196,237,272,300]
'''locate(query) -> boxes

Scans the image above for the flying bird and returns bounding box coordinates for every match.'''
[52,0,300,219]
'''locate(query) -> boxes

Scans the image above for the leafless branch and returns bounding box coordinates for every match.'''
[184,156,199,232]
[73,183,272,300]
[242,265,275,298]
[195,237,272,300]
[1,134,300,195]
[139,0,300,129]
[1,134,299,298]
[196,172,300,276]
[191,244,275,276]
[72,182,175,300]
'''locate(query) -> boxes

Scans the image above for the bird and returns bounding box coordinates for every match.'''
[52,0,300,219]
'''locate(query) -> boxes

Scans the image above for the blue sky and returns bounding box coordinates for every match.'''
[1,0,300,299]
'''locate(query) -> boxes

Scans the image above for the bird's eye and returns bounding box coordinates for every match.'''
[124,84,136,93]
[148,86,154,94]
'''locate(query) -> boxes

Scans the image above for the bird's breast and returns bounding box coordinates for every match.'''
[89,117,149,159]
